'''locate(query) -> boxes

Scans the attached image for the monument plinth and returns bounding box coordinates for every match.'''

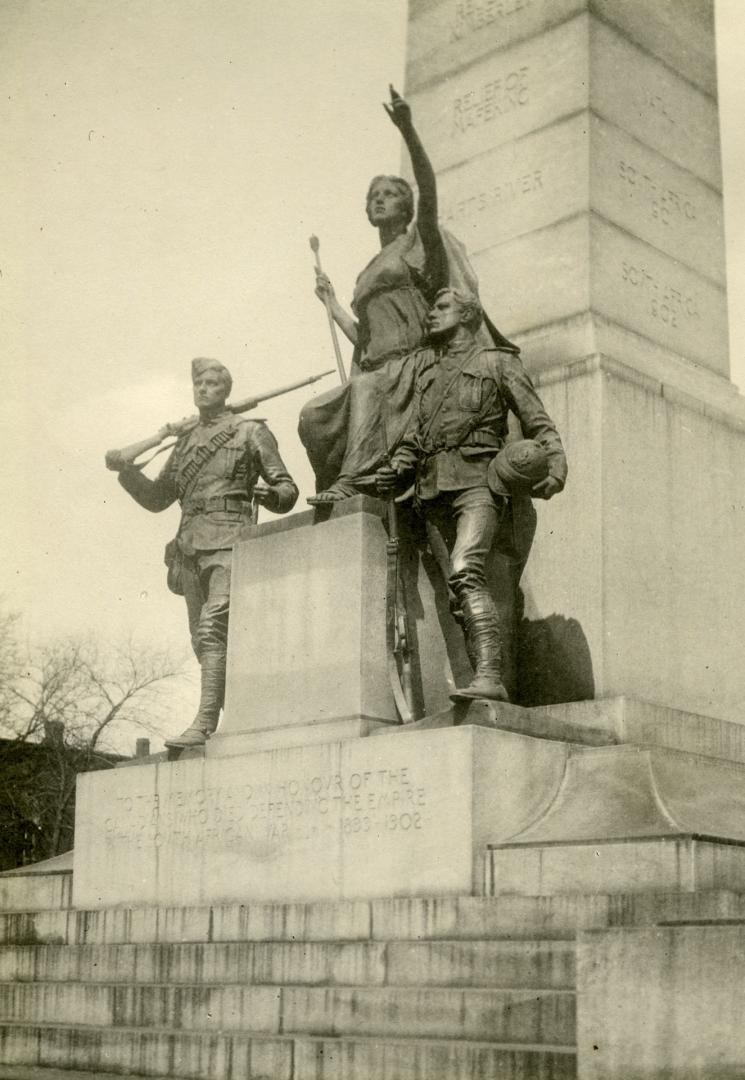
[72,502,566,909]
[73,505,745,911]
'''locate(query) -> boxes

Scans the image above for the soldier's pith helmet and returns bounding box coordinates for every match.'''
[487,439,549,497]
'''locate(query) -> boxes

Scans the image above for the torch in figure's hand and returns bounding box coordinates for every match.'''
[310,235,347,385]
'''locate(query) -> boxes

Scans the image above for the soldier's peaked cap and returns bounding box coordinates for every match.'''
[191,357,232,393]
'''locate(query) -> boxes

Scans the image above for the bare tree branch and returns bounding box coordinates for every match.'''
[0,607,189,866]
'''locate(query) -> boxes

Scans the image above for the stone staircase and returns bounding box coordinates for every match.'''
[6,866,745,1079]
[0,863,585,1080]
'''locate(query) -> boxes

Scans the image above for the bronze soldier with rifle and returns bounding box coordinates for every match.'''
[106,358,301,748]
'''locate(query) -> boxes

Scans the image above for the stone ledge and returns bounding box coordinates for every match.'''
[6,891,745,946]
[405,696,745,765]
[0,1024,578,1080]
[487,836,745,896]
[236,493,386,545]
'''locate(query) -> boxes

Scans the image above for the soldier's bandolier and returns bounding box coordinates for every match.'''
[117,358,298,747]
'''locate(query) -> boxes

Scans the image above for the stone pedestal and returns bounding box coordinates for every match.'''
[518,346,745,723]
[74,695,745,909]
[215,496,475,754]
[73,723,569,909]
[221,499,397,742]
[73,496,745,911]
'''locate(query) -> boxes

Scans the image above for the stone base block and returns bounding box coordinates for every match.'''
[496,743,745,847]
[0,858,72,913]
[0,983,575,1045]
[12,890,745,949]
[74,694,745,909]
[577,925,745,1079]
[409,696,745,767]
[72,726,569,909]
[223,498,396,733]
[222,495,474,736]
[487,836,745,897]
[514,355,745,723]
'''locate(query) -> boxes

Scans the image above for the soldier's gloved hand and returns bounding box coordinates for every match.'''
[375,465,401,496]
[531,474,563,500]
[252,484,274,507]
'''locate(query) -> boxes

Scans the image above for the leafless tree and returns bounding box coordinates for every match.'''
[0,612,188,865]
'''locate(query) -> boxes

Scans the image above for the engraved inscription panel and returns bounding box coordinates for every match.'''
[408,16,589,173]
[406,0,584,93]
[74,731,477,907]
[406,0,715,99]
[103,764,428,854]
[591,116,725,286]
[590,19,721,191]
[437,111,725,288]
[438,112,588,254]
[591,217,728,376]
[470,216,727,377]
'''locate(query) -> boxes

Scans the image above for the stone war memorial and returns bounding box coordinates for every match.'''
[2,2,745,1079]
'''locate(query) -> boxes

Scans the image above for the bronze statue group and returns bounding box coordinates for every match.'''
[107,88,567,750]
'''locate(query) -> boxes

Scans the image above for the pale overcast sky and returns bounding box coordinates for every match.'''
[2,1,744,710]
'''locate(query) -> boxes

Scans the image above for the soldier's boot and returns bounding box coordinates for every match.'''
[450,593,509,703]
[165,651,226,748]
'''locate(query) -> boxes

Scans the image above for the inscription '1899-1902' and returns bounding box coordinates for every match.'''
[453,68,529,134]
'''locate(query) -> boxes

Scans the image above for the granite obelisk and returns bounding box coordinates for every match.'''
[404,0,745,723]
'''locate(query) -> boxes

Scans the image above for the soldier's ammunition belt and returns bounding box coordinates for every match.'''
[418,429,502,456]
[183,496,251,516]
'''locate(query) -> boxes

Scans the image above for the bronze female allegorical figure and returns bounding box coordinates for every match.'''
[300,86,446,504]
[300,86,516,505]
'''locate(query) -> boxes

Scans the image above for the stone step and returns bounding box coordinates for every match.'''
[0,982,576,1045]
[0,873,72,915]
[0,1023,577,1079]
[5,889,745,946]
[0,1068,175,1080]
[0,938,576,989]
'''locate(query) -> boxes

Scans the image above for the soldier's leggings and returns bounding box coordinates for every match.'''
[182,550,231,659]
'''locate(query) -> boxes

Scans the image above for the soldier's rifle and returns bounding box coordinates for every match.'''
[105,369,335,471]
